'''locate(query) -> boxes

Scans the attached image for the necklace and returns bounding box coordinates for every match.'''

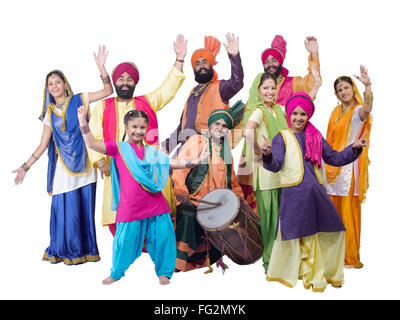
[191,83,208,97]
[55,98,67,110]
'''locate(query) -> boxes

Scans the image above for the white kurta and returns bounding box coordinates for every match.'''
[325,106,365,196]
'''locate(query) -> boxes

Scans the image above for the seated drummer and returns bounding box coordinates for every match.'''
[172,107,244,273]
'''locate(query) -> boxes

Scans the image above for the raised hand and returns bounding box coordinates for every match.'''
[260,135,272,156]
[352,131,368,149]
[304,36,318,58]
[93,45,109,69]
[223,33,239,56]
[354,65,371,87]
[174,34,187,60]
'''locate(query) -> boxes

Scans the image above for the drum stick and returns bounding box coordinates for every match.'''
[189,197,222,206]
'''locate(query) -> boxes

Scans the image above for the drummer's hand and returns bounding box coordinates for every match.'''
[260,135,272,156]
[176,194,190,202]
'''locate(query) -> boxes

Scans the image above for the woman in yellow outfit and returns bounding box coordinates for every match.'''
[325,65,373,269]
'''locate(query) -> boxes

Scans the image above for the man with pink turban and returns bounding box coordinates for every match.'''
[162,33,244,155]
[261,35,320,106]
[260,92,368,292]
[88,35,187,235]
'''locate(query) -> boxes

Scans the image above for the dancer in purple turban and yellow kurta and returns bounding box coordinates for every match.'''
[77,106,209,285]
[12,46,113,265]
[261,91,368,292]
[325,66,373,269]
[238,35,321,217]
[162,33,244,156]
[88,35,187,236]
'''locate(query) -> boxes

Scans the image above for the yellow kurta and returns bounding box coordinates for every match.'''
[88,66,185,226]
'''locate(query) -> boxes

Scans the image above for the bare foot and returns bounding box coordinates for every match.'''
[159,276,170,285]
[102,276,118,285]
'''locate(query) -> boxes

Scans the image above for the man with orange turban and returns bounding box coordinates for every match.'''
[88,34,187,236]
[162,33,244,155]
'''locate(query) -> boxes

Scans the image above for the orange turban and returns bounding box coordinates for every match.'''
[192,36,221,68]
[191,36,221,81]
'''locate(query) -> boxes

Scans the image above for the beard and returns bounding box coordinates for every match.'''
[115,84,136,99]
[194,67,214,84]
[264,64,282,78]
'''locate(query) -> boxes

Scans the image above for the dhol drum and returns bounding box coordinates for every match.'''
[195,188,263,265]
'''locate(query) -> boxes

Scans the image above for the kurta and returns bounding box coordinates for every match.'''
[171,134,243,271]
[88,66,185,227]
[262,132,361,240]
[163,53,244,154]
[104,141,170,222]
[262,130,362,291]
[275,55,320,106]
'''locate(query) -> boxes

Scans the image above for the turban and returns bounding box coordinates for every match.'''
[285,92,322,168]
[208,109,234,130]
[261,35,289,77]
[207,100,245,130]
[191,36,221,82]
[112,62,140,86]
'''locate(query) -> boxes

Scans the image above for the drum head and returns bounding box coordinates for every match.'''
[196,189,240,231]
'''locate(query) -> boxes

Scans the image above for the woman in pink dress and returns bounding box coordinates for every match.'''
[77,105,208,285]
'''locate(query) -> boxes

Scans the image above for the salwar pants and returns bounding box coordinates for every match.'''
[254,188,280,270]
[110,213,176,280]
[267,223,345,292]
[329,171,363,268]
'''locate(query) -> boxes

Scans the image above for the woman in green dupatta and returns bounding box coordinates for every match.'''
[241,72,288,272]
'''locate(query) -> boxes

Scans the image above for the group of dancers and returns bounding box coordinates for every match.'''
[13,33,373,292]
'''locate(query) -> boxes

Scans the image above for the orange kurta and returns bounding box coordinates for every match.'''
[172,134,243,203]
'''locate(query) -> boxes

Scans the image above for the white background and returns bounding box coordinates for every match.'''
[1,0,398,300]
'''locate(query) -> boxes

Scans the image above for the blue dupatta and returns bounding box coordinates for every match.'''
[110,142,170,210]
[40,70,89,194]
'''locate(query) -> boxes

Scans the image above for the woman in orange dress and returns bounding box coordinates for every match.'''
[325,65,373,269]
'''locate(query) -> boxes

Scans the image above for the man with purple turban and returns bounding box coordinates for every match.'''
[88,35,187,235]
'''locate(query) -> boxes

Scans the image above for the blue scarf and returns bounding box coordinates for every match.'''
[110,142,170,210]
[40,70,89,194]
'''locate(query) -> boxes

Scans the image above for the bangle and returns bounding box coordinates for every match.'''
[176,58,185,63]
[364,92,373,104]
[98,160,106,168]
[100,74,111,84]
[21,162,30,172]
[79,124,90,134]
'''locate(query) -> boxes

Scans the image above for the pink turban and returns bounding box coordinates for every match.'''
[285,93,322,168]
[112,62,140,85]
[261,35,289,77]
